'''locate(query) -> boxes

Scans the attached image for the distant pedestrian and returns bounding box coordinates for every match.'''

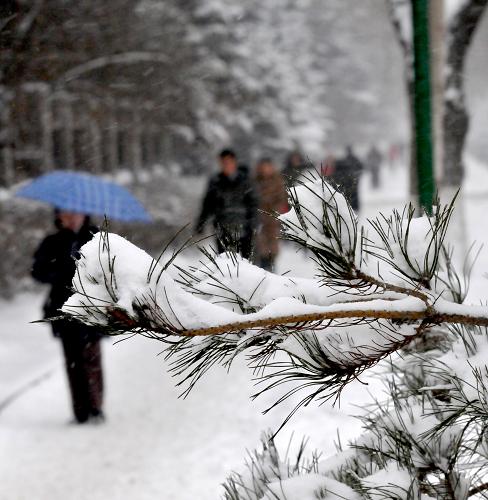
[282,151,307,188]
[32,210,104,424]
[254,158,288,271]
[388,143,400,169]
[366,145,382,189]
[332,146,364,211]
[196,149,258,259]
[321,153,336,179]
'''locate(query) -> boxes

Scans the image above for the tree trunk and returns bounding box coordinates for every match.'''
[387,0,487,193]
[443,0,488,187]
[429,0,445,185]
[407,77,418,205]
[443,98,468,186]
[385,0,417,203]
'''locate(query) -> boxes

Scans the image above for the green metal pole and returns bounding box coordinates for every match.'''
[411,0,435,214]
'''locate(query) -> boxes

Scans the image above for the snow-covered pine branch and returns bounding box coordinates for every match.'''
[61,172,488,412]
[58,170,488,498]
[222,319,488,499]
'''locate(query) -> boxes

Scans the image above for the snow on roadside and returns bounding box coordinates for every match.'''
[0,292,59,403]
[0,299,368,500]
[1,157,488,499]
[0,254,370,500]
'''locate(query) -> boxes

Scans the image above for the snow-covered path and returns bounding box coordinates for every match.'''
[0,293,367,500]
[1,159,488,499]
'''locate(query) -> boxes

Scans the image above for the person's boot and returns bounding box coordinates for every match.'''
[88,408,105,424]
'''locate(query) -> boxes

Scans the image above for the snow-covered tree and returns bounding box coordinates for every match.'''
[62,171,488,498]
[2,0,400,177]
[387,0,488,189]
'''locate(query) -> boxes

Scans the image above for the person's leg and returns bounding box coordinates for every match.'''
[81,339,104,419]
[239,234,254,261]
[259,254,274,272]
[60,336,90,423]
[350,188,359,211]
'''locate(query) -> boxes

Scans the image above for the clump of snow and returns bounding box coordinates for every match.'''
[63,232,240,330]
[360,399,464,472]
[436,331,488,401]
[185,252,344,313]
[390,215,436,278]
[365,213,439,285]
[263,473,360,500]
[280,177,358,261]
[188,252,407,315]
[361,462,415,499]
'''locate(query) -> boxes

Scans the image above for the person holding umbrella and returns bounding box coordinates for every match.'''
[32,210,104,424]
[18,170,152,424]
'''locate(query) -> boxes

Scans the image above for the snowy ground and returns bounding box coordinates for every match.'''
[1,159,487,500]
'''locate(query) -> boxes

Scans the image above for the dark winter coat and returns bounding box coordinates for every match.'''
[196,170,258,256]
[32,224,100,340]
[332,153,364,211]
[282,158,307,188]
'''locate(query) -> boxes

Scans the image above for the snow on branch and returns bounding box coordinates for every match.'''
[62,173,488,410]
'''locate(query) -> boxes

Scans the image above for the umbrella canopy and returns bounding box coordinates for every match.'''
[16,170,152,222]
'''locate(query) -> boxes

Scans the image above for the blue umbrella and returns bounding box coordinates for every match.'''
[16,170,152,222]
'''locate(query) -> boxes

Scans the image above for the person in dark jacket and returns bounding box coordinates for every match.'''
[32,210,104,424]
[196,149,258,259]
[282,151,307,188]
[332,145,364,211]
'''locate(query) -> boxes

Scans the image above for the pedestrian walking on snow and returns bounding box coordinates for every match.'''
[32,211,104,424]
[332,145,364,211]
[282,151,307,188]
[366,145,382,189]
[196,149,258,259]
[254,158,288,271]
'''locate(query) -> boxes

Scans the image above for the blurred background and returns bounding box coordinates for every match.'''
[1,0,486,297]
